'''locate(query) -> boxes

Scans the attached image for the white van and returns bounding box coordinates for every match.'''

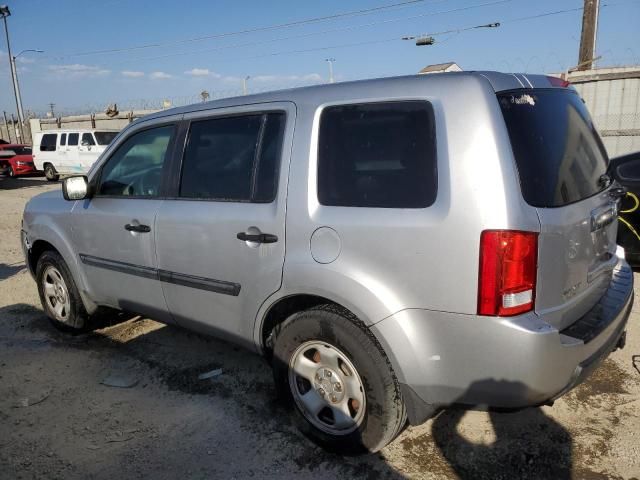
[32,129,120,181]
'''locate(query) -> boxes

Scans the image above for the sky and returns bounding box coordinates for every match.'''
[0,0,639,116]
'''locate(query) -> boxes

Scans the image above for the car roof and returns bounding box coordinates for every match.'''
[140,71,558,124]
[0,143,28,148]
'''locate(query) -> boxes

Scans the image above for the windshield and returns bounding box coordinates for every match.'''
[498,89,609,208]
[94,131,119,145]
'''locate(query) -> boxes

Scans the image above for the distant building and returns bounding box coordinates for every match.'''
[418,62,462,74]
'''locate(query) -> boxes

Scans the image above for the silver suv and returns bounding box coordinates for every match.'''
[21,72,633,453]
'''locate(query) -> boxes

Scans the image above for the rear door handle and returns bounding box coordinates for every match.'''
[236,232,278,243]
[125,223,151,233]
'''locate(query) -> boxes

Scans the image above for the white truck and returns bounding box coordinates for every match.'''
[32,129,120,180]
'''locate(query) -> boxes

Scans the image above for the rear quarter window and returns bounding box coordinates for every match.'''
[498,89,609,208]
[318,101,437,208]
[40,134,57,152]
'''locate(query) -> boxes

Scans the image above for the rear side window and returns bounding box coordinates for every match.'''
[318,101,437,208]
[40,134,57,152]
[68,133,79,146]
[179,112,285,202]
[60,134,67,146]
[498,89,609,207]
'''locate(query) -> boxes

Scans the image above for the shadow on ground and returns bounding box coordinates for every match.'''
[0,262,26,281]
[0,302,580,479]
[0,176,49,190]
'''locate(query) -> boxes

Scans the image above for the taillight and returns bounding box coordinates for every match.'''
[478,230,538,316]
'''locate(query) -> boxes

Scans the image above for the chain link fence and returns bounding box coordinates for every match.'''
[592,113,640,158]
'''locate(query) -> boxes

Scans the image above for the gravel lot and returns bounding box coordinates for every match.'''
[1,176,639,479]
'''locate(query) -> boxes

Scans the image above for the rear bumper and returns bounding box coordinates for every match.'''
[371,260,633,425]
[12,162,36,175]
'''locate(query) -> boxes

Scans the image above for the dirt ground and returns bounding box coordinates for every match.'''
[1,176,639,480]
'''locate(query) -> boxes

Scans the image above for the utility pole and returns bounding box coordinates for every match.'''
[577,0,600,71]
[11,49,43,137]
[325,58,335,84]
[1,5,23,142]
[48,103,56,118]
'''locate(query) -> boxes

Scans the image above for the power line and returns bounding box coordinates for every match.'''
[108,0,512,66]
[167,0,632,67]
[404,1,633,45]
[53,0,444,59]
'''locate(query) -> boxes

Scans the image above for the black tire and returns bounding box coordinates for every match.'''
[36,250,90,333]
[272,304,406,454]
[8,165,15,177]
[44,164,59,181]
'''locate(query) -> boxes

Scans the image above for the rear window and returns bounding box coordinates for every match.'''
[14,146,31,155]
[318,101,437,208]
[40,134,57,152]
[498,89,609,208]
[68,133,79,146]
[95,131,118,145]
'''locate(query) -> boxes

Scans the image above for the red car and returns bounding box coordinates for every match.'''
[0,143,36,177]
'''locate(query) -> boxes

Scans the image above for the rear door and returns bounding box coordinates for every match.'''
[154,103,293,345]
[498,88,617,329]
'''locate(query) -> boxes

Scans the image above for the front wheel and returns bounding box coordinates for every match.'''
[36,251,89,332]
[8,165,15,177]
[272,305,406,454]
[44,164,59,181]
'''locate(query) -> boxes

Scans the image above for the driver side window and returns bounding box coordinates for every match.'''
[98,125,174,197]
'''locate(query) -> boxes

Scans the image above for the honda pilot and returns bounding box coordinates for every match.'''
[21,72,633,453]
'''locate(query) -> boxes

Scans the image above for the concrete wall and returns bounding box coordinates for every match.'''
[28,109,159,140]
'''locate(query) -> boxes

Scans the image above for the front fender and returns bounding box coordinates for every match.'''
[24,200,99,314]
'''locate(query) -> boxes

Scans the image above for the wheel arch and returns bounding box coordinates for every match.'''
[255,287,392,360]
[26,226,98,314]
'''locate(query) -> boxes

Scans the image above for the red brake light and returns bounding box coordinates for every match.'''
[478,230,538,316]
[547,76,571,88]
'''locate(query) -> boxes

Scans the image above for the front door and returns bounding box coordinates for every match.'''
[155,104,294,345]
[78,132,98,173]
[64,132,81,174]
[71,122,179,322]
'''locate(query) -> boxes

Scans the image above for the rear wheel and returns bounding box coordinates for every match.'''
[44,164,59,181]
[272,305,406,453]
[36,251,89,332]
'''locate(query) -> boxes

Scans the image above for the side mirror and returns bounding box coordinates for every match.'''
[62,176,90,201]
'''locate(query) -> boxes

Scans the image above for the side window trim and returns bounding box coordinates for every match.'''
[173,110,285,203]
[92,121,178,199]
